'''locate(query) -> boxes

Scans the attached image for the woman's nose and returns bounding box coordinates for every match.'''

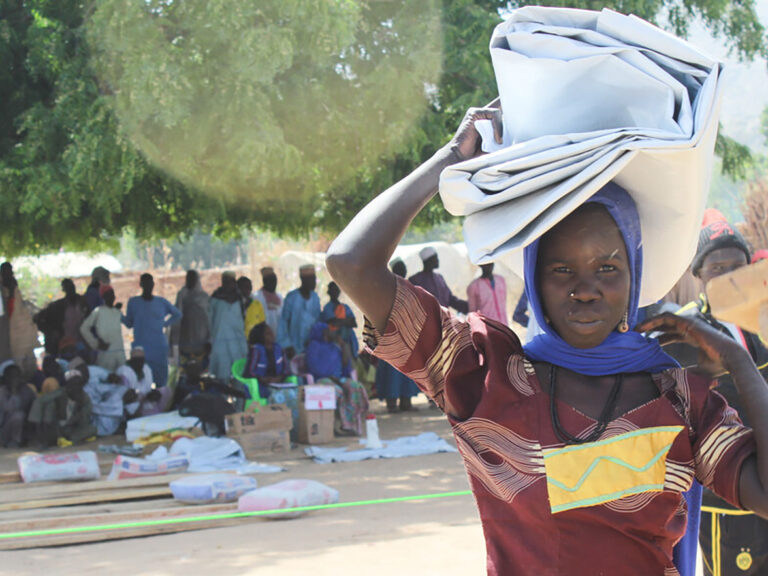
[569,280,600,301]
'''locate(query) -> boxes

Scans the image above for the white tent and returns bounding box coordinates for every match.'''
[11,252,123,279]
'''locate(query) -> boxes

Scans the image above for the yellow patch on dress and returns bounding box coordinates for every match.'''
[543,426,683,514]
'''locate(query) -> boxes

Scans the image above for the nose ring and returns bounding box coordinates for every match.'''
[569,291,576,298]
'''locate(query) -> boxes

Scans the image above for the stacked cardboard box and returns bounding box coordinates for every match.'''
[297,385,336,445]
[225,404,293,458]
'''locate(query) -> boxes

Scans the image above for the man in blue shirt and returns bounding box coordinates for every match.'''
[123,273,181,389]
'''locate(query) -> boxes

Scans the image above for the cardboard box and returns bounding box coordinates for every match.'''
[225,404,292,436]
[234,429,290,459]
[708,259,768,340]
[297,385,335,445]
[226,404,293,458]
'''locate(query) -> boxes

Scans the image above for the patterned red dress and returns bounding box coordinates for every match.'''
[366,278,755,576]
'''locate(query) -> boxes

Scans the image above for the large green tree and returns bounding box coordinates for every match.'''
[0,0,765,255]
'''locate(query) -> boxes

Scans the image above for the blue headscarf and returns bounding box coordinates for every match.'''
[305,322,345,380]
[522,182,678,375]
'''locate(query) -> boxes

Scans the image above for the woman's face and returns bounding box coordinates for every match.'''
[537,205,631,349]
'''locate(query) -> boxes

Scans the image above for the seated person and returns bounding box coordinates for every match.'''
[0,361,36,447]
[30,355,65,394]
[84,364,127,436]
[117,347,171,418]
[28,360,96,448]
[305,322,369,436]
[244,322,290,398]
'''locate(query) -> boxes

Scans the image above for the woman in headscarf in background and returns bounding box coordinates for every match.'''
[321,281,359,359]
[244,321,292,399]
[305,321,369,436]
[0,262,38,377]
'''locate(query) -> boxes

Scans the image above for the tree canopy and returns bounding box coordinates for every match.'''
[1,0,766,256]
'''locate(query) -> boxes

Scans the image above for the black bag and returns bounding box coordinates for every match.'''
[178,393,236,437]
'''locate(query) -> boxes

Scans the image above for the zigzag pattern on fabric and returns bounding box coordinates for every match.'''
[545,443,676,493]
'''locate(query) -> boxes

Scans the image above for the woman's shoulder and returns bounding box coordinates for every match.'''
[653,366,721,422]
[466,311,525,356]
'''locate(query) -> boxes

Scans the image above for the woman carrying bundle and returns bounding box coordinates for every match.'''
[325,105,768,574]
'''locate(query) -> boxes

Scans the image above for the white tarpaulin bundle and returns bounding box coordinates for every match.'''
[439,7,723,305]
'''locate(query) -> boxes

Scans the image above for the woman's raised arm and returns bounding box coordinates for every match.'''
[325,106,502,332]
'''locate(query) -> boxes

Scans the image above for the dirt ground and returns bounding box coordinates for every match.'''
[0,396,488,576]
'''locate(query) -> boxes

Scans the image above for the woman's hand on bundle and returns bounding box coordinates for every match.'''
[636,313,748,377]
[450,99,503,161]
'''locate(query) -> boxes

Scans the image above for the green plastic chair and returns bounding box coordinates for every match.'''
[231,358,268,410]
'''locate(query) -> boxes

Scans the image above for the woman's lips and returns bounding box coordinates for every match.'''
[567,316,605,329]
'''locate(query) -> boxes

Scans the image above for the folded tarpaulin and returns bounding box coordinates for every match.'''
[305,432,458,464]
[169,436,284,474]
[439,7,723,305]
[125,410,201,442]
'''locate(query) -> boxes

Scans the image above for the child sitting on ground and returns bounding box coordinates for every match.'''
[28,360,96,448]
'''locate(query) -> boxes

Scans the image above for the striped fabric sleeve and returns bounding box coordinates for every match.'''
[364,277,481,416]
[689,375,756,508]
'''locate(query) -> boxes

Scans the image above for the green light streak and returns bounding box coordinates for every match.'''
[0,490,473,540]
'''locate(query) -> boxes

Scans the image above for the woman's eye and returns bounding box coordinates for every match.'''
[552,266,571,274]
[599,264,616,272]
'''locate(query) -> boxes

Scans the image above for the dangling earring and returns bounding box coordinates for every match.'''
[618,311,629,333]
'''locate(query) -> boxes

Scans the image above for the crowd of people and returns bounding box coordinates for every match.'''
[0,240,538,452]
[0,241,551,450]
[0,263,379,448]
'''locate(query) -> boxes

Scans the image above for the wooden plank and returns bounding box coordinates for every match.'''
[0,472,196,502]
[0,515,253,550]
[0,502,237,533]
[0,471,21,484]
[0,498,180,522]
[0,486,171,512]
[1,470,269,503]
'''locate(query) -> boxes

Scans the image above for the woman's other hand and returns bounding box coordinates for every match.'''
[637,313,747,377]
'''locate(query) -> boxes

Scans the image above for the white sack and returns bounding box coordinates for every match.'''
[107,453,190,480]
[237,479,339,519]
[170,473,258,504]
[18,451,100,483]
[439,7,723,305]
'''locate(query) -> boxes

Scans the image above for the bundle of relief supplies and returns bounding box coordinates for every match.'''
[170,473,258,504]
[237,479,339,519]
[18,451,100,483]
